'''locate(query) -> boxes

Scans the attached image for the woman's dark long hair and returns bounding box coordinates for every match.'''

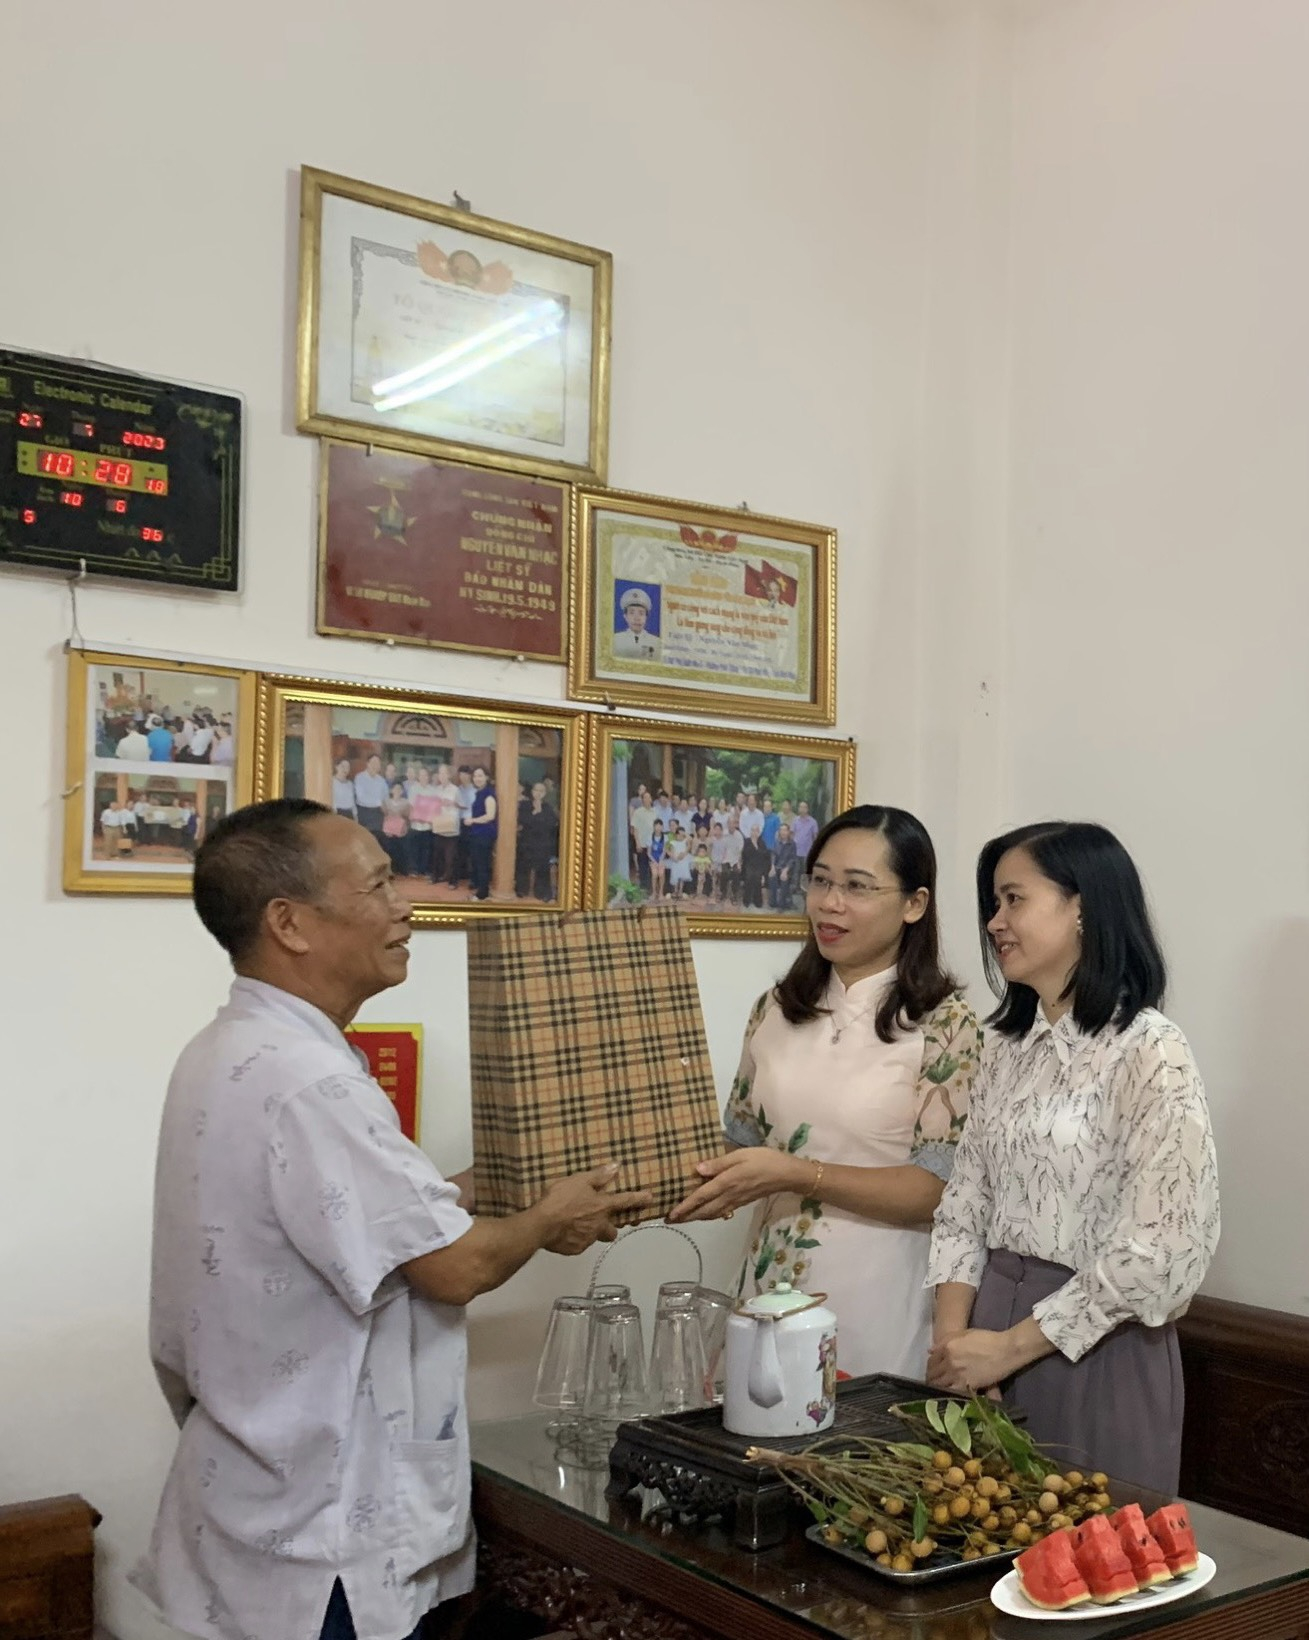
[775,804,957,1042]
[978,820,1166,1038]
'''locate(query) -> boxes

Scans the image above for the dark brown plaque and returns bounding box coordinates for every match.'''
[317,439,567,660]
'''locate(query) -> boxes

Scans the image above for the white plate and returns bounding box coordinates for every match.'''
[990,1552,1216,1621]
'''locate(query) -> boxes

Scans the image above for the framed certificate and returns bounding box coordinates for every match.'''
[317,439,568,662]
[585,713,856,939]
[297,167,611,484]
[569,486,837,725]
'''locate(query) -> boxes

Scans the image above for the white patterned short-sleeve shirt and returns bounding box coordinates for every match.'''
[926,1006,1220,1362]
[130,978,475,1640]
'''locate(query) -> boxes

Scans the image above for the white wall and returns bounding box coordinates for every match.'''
[1001,0,1309,1314]
[0,4,939,1636]
[9,3,1305,1633]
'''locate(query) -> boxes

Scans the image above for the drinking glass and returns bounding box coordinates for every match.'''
[588,1283,632,1305]
[533,1296,595,1426]
[581,1301,649,1432]
[693,1285,734,1403]
[648,1301,709,1415]
[657,1280,700,1308]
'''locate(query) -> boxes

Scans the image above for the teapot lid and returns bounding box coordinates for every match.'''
[738,1281,827,1319]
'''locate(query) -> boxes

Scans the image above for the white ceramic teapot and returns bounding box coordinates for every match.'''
[721,1282,838,1439]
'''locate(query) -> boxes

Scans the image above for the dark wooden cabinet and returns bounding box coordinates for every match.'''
[1178,1295,1309,1540]
[0,1497,98,1640]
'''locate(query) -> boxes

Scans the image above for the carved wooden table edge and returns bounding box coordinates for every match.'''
[1144,1579,1309,1640]
[472,1471,812,1640]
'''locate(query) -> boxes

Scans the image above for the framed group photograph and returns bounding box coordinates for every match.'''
[584,713,856,938]
[297,167,612,484]
[569,486,837,726]
[316,438,568,662]
[63,649,255,895]
[254,676,586,925]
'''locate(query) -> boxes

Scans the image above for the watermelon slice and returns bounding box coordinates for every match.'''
[1015,1531,1092,1611]
[1146,1504,1201,1576]
[1070,1515,1139,1604]
[1111,1503,1174,1590]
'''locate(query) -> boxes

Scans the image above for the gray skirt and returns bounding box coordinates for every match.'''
[972,1249,1183,1496]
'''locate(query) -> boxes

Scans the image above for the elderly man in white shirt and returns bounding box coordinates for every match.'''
[737,793,765,842]
[131,799,649,1640]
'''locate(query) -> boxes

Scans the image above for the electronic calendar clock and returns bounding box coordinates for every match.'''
[0,347,242,591]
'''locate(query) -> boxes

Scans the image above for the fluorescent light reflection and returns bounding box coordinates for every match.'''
[371,299,563,412]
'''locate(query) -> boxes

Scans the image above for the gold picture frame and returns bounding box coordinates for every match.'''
[585,714,855,939]
[569,485,837,726]
[255,675,587,926]
[297,167,612,484]
[63,648,256,895]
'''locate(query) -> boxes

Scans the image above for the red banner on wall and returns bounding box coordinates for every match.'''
[346,1023,423,1143]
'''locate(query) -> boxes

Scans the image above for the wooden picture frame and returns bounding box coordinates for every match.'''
[297,167,611,484]
[569,485,836,726]
[585,713,855,939]
[62,648,255,895]
[255,675,587,926]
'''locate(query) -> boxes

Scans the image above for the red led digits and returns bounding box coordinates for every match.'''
[19,411,43,429]
[94,459,135,485]
[39,450,75,477]
[22,508,36,524]
[60,491,84,507]
[107,497,127,514]
[73,420,94,438]
[123,431,165,450]
[141,527,164,543]
[145,477,167,494]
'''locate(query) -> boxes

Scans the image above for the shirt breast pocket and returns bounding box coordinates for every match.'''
[393,1436,470,1573]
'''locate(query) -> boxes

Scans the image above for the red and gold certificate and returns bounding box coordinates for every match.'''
[318,440,567,660]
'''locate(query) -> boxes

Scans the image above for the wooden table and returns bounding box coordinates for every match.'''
[469,1415,1309,1640]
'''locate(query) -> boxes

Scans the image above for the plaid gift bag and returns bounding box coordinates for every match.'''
[467,905,721,1223]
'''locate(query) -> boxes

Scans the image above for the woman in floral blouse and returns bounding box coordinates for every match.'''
[669,805,982,1379]
[927,821,1220,1493]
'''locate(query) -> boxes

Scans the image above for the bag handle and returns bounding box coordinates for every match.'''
[588,1221,704,1291]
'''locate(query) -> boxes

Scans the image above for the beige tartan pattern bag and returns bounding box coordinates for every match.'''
[467,906,721,1222]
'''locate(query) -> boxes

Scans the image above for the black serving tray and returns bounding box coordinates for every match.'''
[805,1521,1019,1586]
[607,1372,937,1552]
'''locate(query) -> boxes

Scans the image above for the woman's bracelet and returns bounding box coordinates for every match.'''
[811,1160,824,1195]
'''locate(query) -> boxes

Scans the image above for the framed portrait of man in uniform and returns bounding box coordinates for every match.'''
[569,484,836,726]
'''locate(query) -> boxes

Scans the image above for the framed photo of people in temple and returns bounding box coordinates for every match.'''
[253,676,586,925]
[62,649,256,895]
[568,486,837,726]
[297,167,612,484]
[584,713,856,939]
